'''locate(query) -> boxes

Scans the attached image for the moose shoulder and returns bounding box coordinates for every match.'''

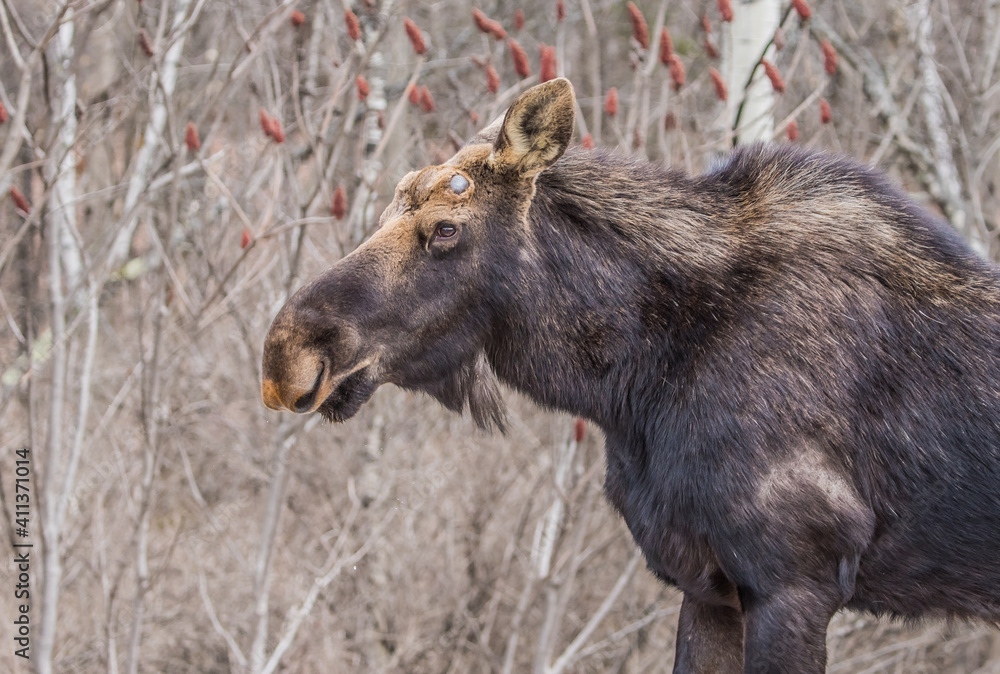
[261,78,1000,673]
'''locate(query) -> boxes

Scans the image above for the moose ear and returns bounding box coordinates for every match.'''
[491,78,575,178]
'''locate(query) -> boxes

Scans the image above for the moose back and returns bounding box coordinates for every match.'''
[261,79,1000,673]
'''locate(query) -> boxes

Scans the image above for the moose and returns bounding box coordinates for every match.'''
[261,78,1000,672]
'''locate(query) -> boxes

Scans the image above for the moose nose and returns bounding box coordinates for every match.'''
[261,379,289,411]
[261,361,327,413]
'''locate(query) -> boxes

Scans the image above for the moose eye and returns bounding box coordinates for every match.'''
[435,223,458,239]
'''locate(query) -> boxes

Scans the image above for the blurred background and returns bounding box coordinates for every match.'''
[2,0,1000,672]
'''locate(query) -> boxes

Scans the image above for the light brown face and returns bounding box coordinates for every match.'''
[260,154,488,418]
[377,157,482,254]
[260,78,576,427]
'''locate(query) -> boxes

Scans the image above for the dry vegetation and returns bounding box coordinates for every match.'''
[2,0,1000,672]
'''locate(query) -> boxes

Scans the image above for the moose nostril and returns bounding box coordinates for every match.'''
[291,360,326,413]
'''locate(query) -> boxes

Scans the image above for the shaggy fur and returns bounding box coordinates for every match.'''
[262,79,1000,673]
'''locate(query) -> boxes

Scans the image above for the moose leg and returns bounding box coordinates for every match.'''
[673,593,743,674]
[741,587,838,674]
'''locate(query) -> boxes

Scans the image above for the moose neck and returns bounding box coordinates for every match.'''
[484,148,739,434]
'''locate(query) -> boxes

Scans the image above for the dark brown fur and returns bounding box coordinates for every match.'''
[262,79,1000,673]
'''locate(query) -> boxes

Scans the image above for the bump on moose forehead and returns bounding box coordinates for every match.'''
[382,146,488,223]
[396,164,477,210]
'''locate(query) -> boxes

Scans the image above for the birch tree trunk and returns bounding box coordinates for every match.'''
[107,0,194,271]
[910,0,983,254]
[724,0,781,145]
[347,1,396,244]
[46,26,82,294]
[248,425,295,674]
[37,9,77,673]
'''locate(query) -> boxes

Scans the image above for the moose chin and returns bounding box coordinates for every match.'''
[262,78,1000,673]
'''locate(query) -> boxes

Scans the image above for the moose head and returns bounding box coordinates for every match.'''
[261,78,577,431]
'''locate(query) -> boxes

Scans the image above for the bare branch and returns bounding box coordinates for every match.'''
[259,507,395,674]
[199,570,248,670]
[547,550,644,674]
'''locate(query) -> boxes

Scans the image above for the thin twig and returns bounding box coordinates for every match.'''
[547,550,644,674]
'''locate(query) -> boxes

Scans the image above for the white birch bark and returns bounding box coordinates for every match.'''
[304,4,324,96]
[530,435,577,581]
[579,0,602,143]
[37,10,77,673]
[48,17,82,292]
[530,432,580,674]
[125,438,157,674]
[248,420,300,674]
[0,2,72,197]
[724,0,781,145]
[910,0,983,254]
[353,49,387,241]
[107,0,193,271]
[38,210,66,674]
[346,3,392,244]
